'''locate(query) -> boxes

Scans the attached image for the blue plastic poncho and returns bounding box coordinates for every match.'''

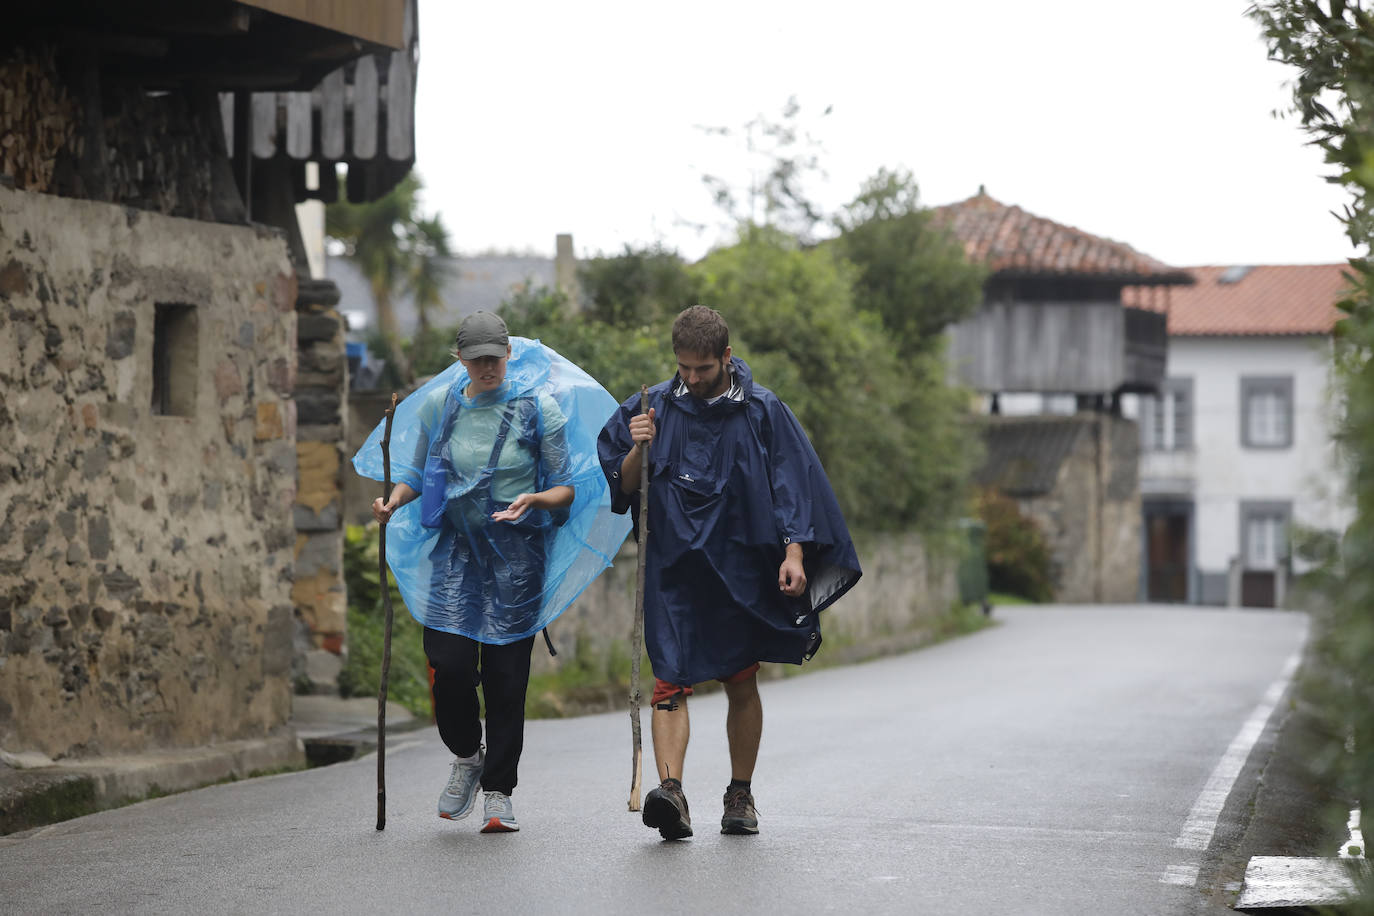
[353,338,632,644]
[598,356,862,686]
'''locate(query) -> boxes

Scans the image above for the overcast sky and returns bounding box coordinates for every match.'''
[411,0,1356,268]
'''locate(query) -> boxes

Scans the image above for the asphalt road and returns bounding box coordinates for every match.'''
[0,604,1308,915]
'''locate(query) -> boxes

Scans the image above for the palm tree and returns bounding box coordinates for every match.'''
[407,215,453,335]
[326,171,453,384]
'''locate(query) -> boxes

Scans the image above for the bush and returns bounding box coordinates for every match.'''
[975,488,1053,602]
[337,524,434,719]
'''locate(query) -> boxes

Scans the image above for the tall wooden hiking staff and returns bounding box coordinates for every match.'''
[628,385,650,811]
[376,393,398,831]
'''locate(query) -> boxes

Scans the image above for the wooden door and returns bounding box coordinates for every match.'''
[1146,511,1189,602]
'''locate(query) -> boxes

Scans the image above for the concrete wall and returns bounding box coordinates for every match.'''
[0,186,298,759]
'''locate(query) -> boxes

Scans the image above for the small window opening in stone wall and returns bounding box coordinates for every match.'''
[151,303,198,417]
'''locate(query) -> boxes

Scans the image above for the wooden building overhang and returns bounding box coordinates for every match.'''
[11,2,407,90]
[220,0,417,204]
[937,191,1191,397]
[10,0,417,204]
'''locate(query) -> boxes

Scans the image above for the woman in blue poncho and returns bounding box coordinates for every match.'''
[361,310,629,834]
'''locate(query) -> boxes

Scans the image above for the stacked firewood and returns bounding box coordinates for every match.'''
[103,90,217,219]
[0,46,80,193]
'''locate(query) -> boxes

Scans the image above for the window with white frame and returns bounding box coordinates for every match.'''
[1142,378,1192,451]
[1241,502,1291,570]
[1240,377,1294,448]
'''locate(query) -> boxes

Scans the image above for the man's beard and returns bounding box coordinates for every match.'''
[689,364,729,399]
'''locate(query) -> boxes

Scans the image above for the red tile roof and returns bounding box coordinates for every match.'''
[1122,264,1353,336]
[931,191,1190,284]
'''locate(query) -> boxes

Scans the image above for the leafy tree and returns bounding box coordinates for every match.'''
[499,286,669,404]
[691,226,979,532]
[1251,1,1374,901]
[833,168,987,351]
[577,244,701,327]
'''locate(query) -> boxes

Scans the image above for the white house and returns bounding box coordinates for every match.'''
[1122,265,1353,607]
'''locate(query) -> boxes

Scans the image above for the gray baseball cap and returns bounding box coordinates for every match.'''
[454,311,509,359]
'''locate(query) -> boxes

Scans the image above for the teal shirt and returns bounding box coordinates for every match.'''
[446,394,568,502]
[412,386,569,505]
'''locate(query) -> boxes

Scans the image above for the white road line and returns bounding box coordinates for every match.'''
[1173,651,1303,852]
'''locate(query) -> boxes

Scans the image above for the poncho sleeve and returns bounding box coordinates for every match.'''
[392,386,447,494]
[758,394,863,615]
[536,393,574,489]
[597,390,647,518]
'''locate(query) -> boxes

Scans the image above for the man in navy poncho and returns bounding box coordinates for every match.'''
[598,305,861,840]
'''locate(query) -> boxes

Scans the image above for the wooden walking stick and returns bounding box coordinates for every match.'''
[376,392,398,831]
[628,385,650,812]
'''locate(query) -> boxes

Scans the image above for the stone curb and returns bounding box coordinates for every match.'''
[0,733,303,837]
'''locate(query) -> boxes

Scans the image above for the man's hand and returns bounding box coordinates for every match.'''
[629,407,656,445]
[778,542,807,597]
[619,407,657,495]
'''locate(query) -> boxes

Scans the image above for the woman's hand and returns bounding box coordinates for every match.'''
[491,492,538,523]
[491,485,573,523]
[372,483,417,524]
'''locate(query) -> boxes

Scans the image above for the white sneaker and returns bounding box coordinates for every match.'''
[480,791,519,833]
[437,747,484,820]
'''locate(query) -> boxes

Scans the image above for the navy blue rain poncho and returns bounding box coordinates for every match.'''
[598,356,861,686]
[353,338,632,644]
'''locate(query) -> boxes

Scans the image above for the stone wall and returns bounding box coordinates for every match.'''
[0,186,298,759]
[292,281,348,688]
[1021,414,1141,603]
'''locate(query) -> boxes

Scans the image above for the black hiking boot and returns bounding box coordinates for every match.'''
[721,785,759,835]
[642,778,693,840]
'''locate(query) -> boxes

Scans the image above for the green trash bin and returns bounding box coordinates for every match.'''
[956,518,991,615]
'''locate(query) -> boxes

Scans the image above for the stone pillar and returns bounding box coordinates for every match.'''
[555,232,580,312]
[292,277,348,692]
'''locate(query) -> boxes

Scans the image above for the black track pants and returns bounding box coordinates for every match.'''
[423,627,536,796]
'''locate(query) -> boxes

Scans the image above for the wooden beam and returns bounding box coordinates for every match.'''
[251,92,278,159]
[352,55,378,160]
[232,90,253,220]
[285,91,312,158]
[236,0,406,49]
[319,68,345,159]
[384,46,412,159]
[58,30,170,57]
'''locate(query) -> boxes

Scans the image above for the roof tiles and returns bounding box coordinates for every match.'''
[932,191,1190,284]
[1122,264,1353,336]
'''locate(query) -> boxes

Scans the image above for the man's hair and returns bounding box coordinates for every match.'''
[672,305,730,358]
